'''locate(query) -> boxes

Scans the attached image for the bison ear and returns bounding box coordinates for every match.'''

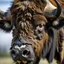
[52,18,64,29]
[0,19,12,32]
[0,10,13,32]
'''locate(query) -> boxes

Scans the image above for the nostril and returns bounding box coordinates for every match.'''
[11,50,16,58]
[22,49,30,56]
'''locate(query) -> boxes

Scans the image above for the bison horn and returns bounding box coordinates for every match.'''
[44,0,61,21]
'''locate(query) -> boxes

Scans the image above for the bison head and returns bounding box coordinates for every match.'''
[0,0,64,64]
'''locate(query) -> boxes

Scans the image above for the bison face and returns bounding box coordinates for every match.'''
[10,11,47,64]
[10,1,48,64]
[10,38,36,64]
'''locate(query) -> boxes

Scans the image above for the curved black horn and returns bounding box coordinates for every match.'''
[44,0,61,21]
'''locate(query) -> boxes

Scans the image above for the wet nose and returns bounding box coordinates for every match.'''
[11,49,19,59]
[11,47,30,60]
[22,49,30,58]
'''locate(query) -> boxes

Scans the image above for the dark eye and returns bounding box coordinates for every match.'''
[38,23,45,27]
[36,24,44,33]
[35,23,45,39]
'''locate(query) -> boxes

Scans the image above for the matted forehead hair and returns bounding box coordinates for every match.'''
[13,0,46,3]
[10,0,47,13]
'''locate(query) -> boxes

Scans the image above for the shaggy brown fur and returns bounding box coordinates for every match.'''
[10,0,61,58]
[55,26,64,64]
[0,0,63,64]
[9,0,63,64]
[59,26,64,64]
[10,0,49,58]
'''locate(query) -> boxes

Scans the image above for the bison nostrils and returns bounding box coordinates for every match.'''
[10,42,36,63]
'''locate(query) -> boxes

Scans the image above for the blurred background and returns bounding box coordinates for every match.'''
[0,0,57,64]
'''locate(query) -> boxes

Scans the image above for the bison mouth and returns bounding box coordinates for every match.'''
[16,60,33,64]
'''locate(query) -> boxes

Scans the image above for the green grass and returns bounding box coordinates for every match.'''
[39,59,57,64]
[0,57,13,64]
[0,57,57,64]
[0,51,57,64]
[0,52,10,57]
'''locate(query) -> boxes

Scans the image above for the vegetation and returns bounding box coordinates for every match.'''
[0,57,13,64]
[0,51,11,57]
[0,57,57,64]
[0,51,57,64]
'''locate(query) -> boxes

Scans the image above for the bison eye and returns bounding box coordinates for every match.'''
[35,24,44,39]
[35,24,44,33]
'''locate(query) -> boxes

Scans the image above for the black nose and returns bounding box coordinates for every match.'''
[22,49,30,58]
[11,48,30,60]
[11,50,19,59]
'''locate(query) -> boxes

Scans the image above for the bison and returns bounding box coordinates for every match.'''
[0,0,64,64]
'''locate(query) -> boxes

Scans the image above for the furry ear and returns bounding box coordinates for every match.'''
[42,27,56,63]
[0,10,12,32]
[52,18,64,29]
[0,19,12,32]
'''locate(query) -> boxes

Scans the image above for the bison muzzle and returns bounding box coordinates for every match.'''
[10,38,36,64]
